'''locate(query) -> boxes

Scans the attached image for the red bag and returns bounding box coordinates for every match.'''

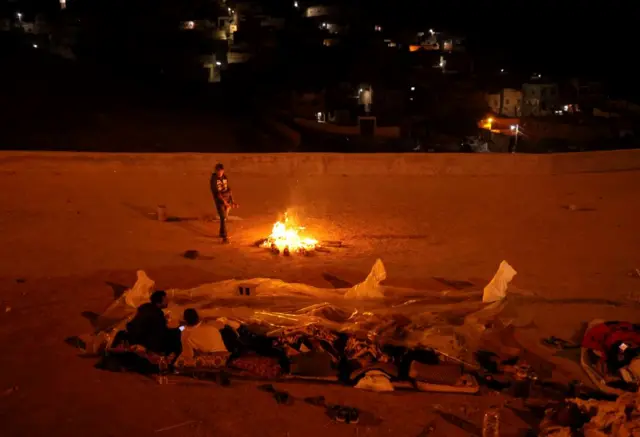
[582,322,640,357]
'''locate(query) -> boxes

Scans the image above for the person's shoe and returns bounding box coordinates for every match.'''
[304,396,326,407]
[347,408,359,424]
[335,408,348,423]
[218,371,231,387]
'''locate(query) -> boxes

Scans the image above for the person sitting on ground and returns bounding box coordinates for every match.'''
[179,308,228,360]
[126,290,181,356]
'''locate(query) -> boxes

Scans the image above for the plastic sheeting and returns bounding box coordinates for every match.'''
[87,259,526,362]
[343,258,386,299]
[483,260,517,303]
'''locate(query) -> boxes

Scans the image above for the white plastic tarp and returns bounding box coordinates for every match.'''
[87,259,522,362]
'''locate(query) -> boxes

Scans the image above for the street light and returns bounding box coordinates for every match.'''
[510,124,520,152]
[16,12,22,21]
[482,117,493,130]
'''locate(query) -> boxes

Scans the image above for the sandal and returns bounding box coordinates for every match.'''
[218,371,231,387]
[347,408,360,424]
[258,384,276,393]
[258,384,292,405]
[328,405,359,424]
[542,336,579,350]
[304,396,326,407]
[274,391,292,405]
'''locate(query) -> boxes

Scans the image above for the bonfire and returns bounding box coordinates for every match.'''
[262,213,318,255]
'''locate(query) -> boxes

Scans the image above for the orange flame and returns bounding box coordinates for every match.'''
[263,213,318,253]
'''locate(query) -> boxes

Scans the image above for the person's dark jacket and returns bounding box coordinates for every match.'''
[126,303,168,354]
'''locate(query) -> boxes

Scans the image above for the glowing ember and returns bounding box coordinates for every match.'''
[262,213,318,254]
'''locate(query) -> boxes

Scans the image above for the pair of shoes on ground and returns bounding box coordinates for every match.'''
[258,384,292,405]
[305,396,359,424]
[328,405,360,424]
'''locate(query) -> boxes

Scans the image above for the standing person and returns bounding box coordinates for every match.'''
[210,163,237,243]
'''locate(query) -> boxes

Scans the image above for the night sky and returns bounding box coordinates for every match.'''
[4,0,639,94]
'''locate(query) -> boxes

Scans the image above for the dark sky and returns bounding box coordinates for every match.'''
[404,0,639,95]
[11,0,637,57]
[6,0,639,89]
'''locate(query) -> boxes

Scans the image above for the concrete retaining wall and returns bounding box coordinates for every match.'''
[0,150,639,176]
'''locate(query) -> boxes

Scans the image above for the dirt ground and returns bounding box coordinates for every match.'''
[1,163,640,436]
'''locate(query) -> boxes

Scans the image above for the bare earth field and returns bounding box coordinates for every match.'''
[1,155,640,436]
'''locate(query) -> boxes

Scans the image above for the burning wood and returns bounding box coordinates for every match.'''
[262,213,318,255]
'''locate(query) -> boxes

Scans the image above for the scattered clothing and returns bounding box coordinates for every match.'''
[273,324,341,364]
[345,336,389,363]
[345,336,394,380]
[542,393,640,436]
